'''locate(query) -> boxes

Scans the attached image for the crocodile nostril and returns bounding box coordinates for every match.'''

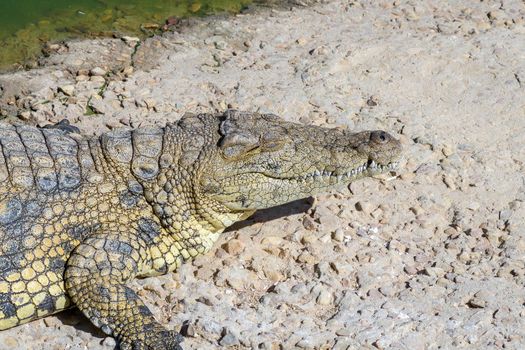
[371,130,390,144]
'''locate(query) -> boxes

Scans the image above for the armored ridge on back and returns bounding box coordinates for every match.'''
[0,110,401,350]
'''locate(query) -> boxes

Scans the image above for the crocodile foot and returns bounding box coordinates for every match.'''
[120,330,184,350]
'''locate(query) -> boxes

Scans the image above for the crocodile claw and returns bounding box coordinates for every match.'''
[43,119,80,134]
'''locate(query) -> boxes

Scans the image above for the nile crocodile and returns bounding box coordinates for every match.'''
[0,110,401,349]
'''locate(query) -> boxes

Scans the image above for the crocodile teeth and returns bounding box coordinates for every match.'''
[300,160,399,182]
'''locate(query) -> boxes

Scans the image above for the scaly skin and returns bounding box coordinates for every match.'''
[0,110,401,349]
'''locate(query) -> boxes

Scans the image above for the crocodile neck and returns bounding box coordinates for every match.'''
[124,116,248,252]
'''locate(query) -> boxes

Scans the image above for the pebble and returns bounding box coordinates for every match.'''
[404,265,418,275]
[219,330,239,347]
[424,267,445,278]
[100,337,116,347]
[487,10,506,21]
[442,175,456,190]
[499,210,512,221]
[122,36,140,45]
[214,41,228,50]
[297,251,316,265]
[467,295,486,309]
[296,37,307,45]
[316,289,333,305]
[333,338,352,350]
[90,75,106,83]
[264,267,284,282]
[261,236,283,245]
[76,74,89,82]
[18,110,31,121]
[90,67,107,76]
[332,228,345,242]
[355,201,373,214]
[379,285,396,297]
[296,338,315,349]
[222,239,245,255]
[43,317,61,328]
[181,323,196,337]
[302,216,317,230]
[58,85,75,96]
[409,205,424,215]
[2,337,18,348]
[335,328,351,336]
[301,233,317,245]
[366,96,378,106]
[122,66,134,76]
[466,202,480,211]
[387,239,406,252]
[88,96,109,114]
[144,98,157,109]
[201,319,222,336]
[441,143,455,157]
[222,268,257,290]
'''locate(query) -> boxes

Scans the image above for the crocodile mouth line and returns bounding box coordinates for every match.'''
[223,160,399,184]
[286,159,399,183]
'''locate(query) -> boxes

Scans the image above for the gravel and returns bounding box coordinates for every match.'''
[0,0,524,349]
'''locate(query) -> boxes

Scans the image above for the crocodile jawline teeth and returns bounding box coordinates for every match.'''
[292,160,399,182]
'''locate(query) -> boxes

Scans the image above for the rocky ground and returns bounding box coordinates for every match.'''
[0,0,524,349]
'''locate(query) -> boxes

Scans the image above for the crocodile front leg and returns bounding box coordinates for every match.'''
[64,231,183,350]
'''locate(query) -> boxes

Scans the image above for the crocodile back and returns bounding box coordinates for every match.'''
[0,122,166,328]
[99,126,165,182]
[0,123,95,194]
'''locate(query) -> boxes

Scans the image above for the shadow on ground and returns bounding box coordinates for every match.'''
[225,197,313,232]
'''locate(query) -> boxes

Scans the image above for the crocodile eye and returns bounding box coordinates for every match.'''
[261,141,284,152]
[223,144,260,159]
[370,131,390,144]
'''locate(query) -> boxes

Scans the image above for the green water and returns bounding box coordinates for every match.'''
[0,0,253,70]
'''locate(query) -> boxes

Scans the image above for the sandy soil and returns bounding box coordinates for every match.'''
[0,0,524,349]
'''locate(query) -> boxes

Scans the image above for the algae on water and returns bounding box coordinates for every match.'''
[0,0,253,71]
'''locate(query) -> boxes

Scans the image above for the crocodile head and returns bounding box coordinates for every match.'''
[199,110,402,212]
